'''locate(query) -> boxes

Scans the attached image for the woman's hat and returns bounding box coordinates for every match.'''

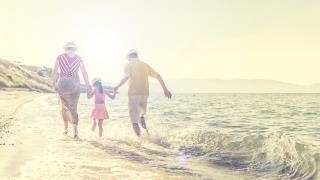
[126,49,139,59]
[92,77,101,85]
[64,42,78,50]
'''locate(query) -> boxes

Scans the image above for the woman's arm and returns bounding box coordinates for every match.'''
[51,59,59,90]
[79,61,91,91]
[87,88,95,99]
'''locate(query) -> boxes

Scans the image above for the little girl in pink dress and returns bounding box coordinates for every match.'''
[87,78,116,137]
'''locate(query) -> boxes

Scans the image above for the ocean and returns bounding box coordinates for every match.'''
[14,93,320,179]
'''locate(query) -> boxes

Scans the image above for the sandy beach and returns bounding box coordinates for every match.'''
[0,91,44,177]
[0,91,251,180]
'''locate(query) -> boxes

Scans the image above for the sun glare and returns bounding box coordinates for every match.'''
[78,27,131,81]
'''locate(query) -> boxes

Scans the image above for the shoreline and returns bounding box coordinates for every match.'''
[0,91,43,177]
[0,91,256,179]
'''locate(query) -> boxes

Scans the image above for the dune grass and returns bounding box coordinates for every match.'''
[0,59,53,92]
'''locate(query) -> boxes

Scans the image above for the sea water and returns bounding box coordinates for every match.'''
[13,93,320,179]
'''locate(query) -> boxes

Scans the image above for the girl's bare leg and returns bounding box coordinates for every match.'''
[91,119,97,131]
[98,119,103,137]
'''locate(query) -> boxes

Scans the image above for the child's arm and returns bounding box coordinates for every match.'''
[87,88,95,99]
[105,90,116,100]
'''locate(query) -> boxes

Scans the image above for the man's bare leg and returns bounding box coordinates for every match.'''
[132,123,141,137]
[140,116,149,136]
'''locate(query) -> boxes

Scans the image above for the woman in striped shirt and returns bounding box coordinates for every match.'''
[51,42,91,138]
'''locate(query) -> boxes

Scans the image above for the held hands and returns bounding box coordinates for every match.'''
[87,85,93,92]
[113,86,119,94]
[104,87,118,100]
[113,87,118,98]
[86,85,93,98]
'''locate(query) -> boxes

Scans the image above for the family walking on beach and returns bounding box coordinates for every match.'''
[51,42,172,139]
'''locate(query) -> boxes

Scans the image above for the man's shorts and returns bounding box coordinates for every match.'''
[128,96,148,124]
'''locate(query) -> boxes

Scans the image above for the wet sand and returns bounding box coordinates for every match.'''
[0,91,44,177]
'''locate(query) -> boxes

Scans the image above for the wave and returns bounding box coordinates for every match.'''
[152,130,319,179]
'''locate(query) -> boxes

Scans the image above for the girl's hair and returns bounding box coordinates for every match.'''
[94,81,103,94]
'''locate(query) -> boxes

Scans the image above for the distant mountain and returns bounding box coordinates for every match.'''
[149,79,320,93]
[0,59,54,92]
[1,58,319,94]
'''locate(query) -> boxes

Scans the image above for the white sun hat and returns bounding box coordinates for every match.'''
[126,49,139,59]
[63,42,78,50]
[91,77,101,85]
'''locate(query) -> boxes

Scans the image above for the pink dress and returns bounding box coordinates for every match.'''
[91,91,109,120]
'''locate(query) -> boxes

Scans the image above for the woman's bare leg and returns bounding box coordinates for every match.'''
[61,106,70,135]
[70,91,80,139]
[98,119,103,137]
[73,124,78,139]
[71,112,79,138]
[63,120,68,135]
[92,119,97,131]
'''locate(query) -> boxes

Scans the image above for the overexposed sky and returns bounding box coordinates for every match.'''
[0,0,320,84]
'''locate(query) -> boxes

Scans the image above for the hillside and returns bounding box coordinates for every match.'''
[0,59,53,92]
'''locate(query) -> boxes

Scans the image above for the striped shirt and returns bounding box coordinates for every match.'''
[57,54,82,77]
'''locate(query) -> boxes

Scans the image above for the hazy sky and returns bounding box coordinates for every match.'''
[1,0,319,84]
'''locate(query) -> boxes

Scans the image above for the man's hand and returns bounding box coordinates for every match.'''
[156,74,171,99]
[164,89,172,99]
